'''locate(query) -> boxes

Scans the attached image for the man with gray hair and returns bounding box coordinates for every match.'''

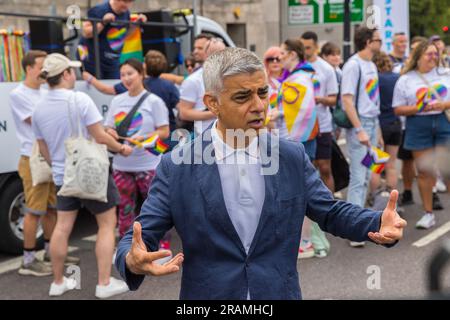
[116,47,406,299]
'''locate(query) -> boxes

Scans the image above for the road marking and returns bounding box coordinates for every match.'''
[412,221,450,248]
[0,246,78,275]
[82,234,97,242]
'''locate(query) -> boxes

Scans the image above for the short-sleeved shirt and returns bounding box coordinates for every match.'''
[341,54,380,118]
[105,90,169,172]
[114,77,180,132]
[392,67,450,116]
[378,72,400,127]
[32,89,103,186]
[179,68,215,134]
[79,1,130,77]
[310,57,339,133]
[389,54,407,74]
[9,83,46,157]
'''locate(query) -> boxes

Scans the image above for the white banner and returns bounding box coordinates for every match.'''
[372,0,410,54]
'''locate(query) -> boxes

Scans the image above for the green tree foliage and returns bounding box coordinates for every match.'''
[410,0,450,42]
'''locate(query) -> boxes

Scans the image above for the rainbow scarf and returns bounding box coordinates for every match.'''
[278,61,315,83]
[361,147,390,174]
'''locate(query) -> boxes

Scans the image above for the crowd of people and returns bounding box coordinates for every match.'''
[6,0,449,301]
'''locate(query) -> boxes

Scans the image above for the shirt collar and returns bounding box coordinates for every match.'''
[211,121,259,162]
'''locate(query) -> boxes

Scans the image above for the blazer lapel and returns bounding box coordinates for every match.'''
[248,132,280,257]
[194,130,246,255]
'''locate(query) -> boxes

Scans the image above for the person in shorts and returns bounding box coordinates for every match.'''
[10,50,79,277]
[32,53,133,298]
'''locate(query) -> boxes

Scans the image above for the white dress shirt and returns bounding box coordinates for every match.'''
[211,122,266,254]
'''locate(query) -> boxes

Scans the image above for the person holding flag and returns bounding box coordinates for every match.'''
[104,59,169,242]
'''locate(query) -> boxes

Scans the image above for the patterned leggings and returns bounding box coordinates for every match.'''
[113,170,156,237]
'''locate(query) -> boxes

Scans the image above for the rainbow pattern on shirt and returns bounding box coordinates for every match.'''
[312,77,321,95]
[361,147,390,174]
[416,84,448,112]
[365,78,379,103]
[107,27,128,52]
[114,111,142,136]
[416,87,429,112]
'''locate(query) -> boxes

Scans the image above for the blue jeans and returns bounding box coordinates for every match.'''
[346,117,378,207]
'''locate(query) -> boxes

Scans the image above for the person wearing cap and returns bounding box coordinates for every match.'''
[32,53,134,298]
[9,50,80,277]
[79,0,147,79]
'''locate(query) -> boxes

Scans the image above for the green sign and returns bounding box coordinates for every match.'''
[288,0,364,25]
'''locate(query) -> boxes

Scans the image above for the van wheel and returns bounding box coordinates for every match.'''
[0,177,44,254]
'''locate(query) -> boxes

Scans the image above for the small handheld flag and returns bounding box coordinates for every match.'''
[361,147,390,174]
[126,134,169,155]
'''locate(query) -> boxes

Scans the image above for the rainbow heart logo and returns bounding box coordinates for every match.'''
[114,111,143,136]
[365,78,379,103]
[107,27,127,53]
[416,84,448,112]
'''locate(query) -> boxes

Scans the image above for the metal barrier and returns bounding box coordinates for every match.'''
[0,11,193,78]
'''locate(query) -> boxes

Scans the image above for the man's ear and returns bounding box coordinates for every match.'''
[203,92,220,116]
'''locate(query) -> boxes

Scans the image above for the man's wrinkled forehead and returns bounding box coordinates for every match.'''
[221,71,267,93]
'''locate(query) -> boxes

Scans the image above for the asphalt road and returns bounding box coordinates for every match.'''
[0,184,449,300]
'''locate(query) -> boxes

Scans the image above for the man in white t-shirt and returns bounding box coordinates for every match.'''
[32,53,133,298]
[178,36,226,136]
[301,32,339,193]
[341,27,382,248]
[9,51,78,277]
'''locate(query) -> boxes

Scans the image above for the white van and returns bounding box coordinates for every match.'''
[0,14,235,254]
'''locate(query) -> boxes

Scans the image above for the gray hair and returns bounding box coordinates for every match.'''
[203,47,266,95]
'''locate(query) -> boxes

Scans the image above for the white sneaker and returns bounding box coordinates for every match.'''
[349,241,366,248]
[49,277,77,297]
[435,178,448,193]
[95,277,129,299]
[416,213,436,229]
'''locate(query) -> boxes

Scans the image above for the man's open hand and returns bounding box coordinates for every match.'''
[125,222,184,276]
[368,190,407,245]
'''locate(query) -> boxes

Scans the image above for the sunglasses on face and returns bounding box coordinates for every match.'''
[425,52,440,59]
[266,57,280,63]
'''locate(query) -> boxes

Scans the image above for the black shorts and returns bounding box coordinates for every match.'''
[315,132,333,160]
[397,130,413,160]
[381,120,402,146]
[56,174,120,214]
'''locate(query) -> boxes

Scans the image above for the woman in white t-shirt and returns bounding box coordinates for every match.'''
[393,40,450,229]
[104,59,170,239]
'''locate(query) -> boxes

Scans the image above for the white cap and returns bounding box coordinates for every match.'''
[42,53,82,77]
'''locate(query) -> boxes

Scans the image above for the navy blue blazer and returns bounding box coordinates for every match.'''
[116,130,384,300]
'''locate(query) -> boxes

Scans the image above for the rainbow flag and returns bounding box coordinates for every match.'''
[361,147,390,174]
[120,14,143,63]
[128,134,169,155]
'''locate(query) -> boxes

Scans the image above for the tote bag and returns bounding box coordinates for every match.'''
[29,142,53,186]
[57,93,109,202]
